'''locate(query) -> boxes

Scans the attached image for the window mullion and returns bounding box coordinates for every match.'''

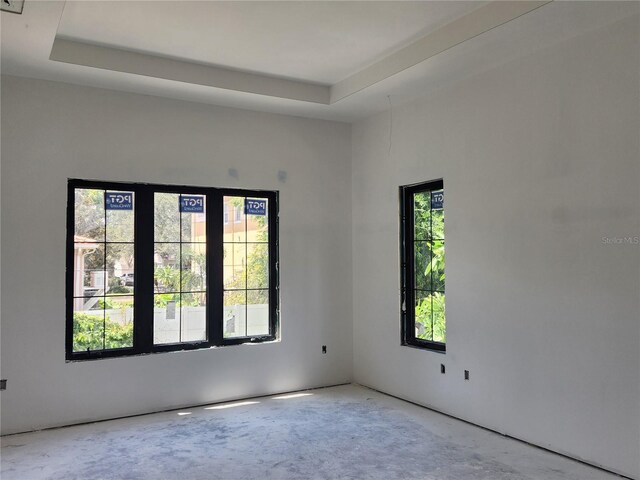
[208,191,223,346]
[134,185,154,353]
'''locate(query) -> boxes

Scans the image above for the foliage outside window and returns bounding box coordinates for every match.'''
[67,180,278,361]
[400,180,446,352]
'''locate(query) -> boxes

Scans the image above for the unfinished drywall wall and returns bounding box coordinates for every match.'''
[0,76,352,434]
[352,11,639,480]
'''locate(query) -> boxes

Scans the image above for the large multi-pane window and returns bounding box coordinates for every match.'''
[67,180,278,360]
[400,179,445,352]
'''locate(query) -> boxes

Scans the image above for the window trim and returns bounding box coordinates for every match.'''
[66,179,279,361]
[400,179,446,353]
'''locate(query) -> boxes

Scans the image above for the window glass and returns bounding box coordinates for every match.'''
[223,196,269,338]
[153,193,207,345]
[72,189,134,352]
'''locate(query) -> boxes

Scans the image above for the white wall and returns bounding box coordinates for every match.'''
[352,13,639,480]
[0,76,353,435]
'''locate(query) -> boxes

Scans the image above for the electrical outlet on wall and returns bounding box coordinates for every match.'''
[0,379,7,390]
[322,345,327,354]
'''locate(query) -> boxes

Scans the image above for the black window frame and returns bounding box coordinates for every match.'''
[400,179,446,353]
[66,179,279,361]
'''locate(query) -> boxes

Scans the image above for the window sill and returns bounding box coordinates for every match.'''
[66,336,280,362]
[401,341,446,354]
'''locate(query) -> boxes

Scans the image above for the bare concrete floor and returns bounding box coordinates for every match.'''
[1,384,622,480]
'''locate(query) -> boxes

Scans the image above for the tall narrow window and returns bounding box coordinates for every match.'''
[153,193,207,345]
[66,180,278,360]
[72,189,135,353]
[400,180,445,352]
[223,196,270,339]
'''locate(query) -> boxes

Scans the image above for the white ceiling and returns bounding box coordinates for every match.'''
[57,1,482,85]
[1,1,638,122]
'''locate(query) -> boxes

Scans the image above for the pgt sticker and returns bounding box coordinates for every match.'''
[431,190,444,210]
[245,198,266,216]
[105,192,133,210]
[180,195,205,213]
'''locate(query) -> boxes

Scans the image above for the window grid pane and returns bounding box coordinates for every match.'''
[72,189,136,352]
[153,193,207,345]
[223,196,269,338]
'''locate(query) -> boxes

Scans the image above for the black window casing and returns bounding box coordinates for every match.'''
[66,179,279,361]
[400,179,446,353]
